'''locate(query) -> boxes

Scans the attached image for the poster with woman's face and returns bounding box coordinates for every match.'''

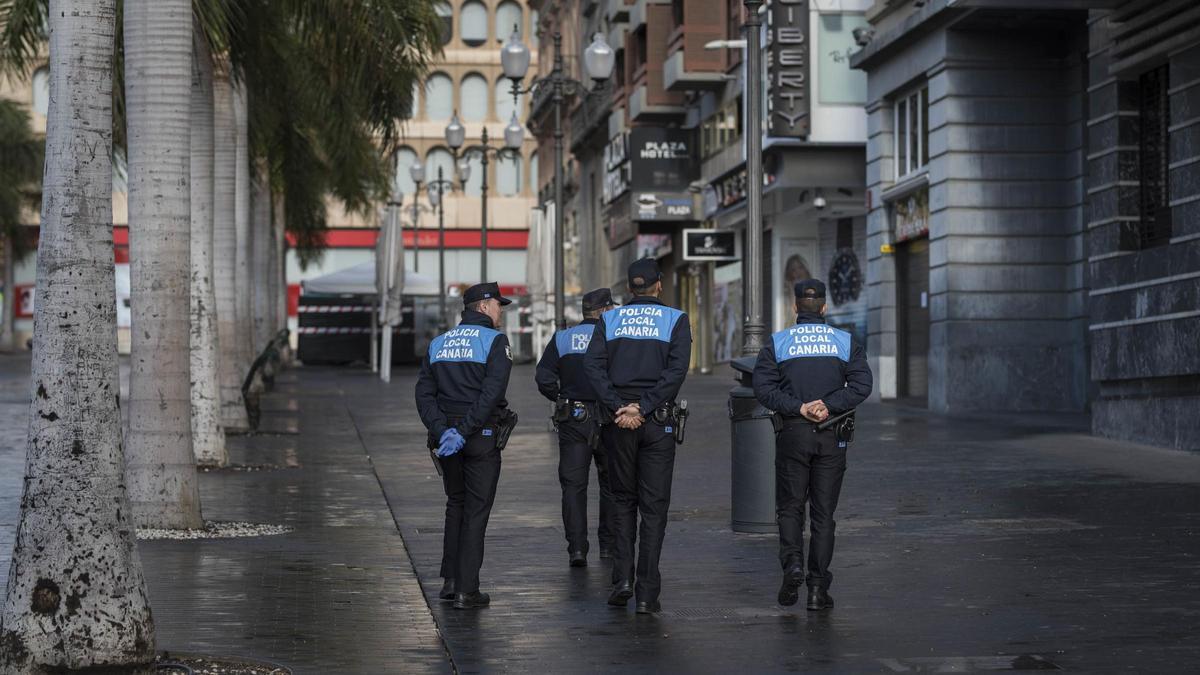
[780,249,813,326]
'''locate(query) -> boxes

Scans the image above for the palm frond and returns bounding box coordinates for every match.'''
[0,0,47,75]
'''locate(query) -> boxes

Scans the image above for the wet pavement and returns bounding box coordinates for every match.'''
[2,352,1199,673]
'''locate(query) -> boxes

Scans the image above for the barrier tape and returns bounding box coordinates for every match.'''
[298,327,415,335]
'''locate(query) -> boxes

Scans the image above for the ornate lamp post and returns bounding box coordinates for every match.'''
[742,0,765,355]
[408,160,426,272]
[425,166,455,330]
[500,30,615,329]
[444,111,522,282]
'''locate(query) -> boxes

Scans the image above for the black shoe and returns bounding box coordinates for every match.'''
[607,581,633,607]
[438,578,457,601]
[452,591,491,610]
[599,548,614,560]
[777,566,805,607]
[806,588,834,611]
[635,600,661,615]
[569,551,587,567]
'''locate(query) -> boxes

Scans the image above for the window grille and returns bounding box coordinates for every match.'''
[1136,64,1172,248]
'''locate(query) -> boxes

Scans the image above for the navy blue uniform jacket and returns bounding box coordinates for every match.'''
[752,313,873,415]
[583,296,692,416]
[415,310,513,438]
[534,319,600,402]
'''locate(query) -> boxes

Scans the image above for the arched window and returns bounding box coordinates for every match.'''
[495,1,523,43]
[496,155,522,196]
[435,2,453,46]
[408,80,420,119]
[529,151,539,195]
[425,147,456,191]
[460,1,488,47]
[424,72,453,120]
[460,73,489,122]
[31,66,49,116]
[393,146,418,196]
[495,77,522,123]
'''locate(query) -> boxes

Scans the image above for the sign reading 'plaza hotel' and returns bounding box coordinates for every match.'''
[768,0,811,138]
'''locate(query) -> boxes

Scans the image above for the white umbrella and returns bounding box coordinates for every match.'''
[378,192,405,382]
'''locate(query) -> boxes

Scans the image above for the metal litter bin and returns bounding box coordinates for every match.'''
[729,356,777,533]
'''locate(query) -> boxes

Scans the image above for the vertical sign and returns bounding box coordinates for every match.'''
[768,0,810,138]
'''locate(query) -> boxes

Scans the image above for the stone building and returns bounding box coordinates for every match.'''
[851,0,1199,450]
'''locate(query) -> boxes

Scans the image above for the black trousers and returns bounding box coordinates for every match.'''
[557,419,614,555]
[775,421,847,591]
[604,420,677,603]
[438,429,502,594]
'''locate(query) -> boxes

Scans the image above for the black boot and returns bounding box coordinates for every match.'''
[635,600,662,615]
[439,578,457,601]
[777,564,805,607]
[806,587,834,611]
[569,550,587,567]
[453,591,491,610]
[607,580,633,607]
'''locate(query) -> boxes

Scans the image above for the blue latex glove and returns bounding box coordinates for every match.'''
[437,428,466,457]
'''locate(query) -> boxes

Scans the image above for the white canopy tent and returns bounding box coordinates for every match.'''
[301,263,439,297]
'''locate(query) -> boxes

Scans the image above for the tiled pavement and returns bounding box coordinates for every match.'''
[3,353,1200,673]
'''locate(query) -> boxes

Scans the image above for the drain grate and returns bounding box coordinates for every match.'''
[878,655,1060,672]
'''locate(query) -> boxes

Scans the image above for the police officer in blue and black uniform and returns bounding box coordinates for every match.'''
[753,279,872,611]
[535,288,618,568]
[584,258,691,615]
[415,282,515,610]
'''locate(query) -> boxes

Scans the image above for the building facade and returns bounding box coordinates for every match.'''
[528,0,871,372]
[851,0,1200,450]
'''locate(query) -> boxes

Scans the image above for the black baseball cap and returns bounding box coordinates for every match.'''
[627,257,661,288]
[581,288,618,312]
[463,281,512,306]
[794,279,826,300]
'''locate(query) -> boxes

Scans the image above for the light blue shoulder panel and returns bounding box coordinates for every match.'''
[603,305,684,343]
[555,324,596,356]
[429,325,500,364]
[773,324,851,363]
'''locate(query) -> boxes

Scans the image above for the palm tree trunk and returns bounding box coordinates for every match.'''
[251,163,272,356]
[233,84,254,378]
[273,193,290,362]
[190,32,226,467]
[123,0,203,530]
[212,68,249,430]
[0,0,156,668]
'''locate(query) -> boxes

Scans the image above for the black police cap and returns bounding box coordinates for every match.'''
[463,281,512,306]
[794,279,826,300]
[627,257,661,289]
[581,288,618,312]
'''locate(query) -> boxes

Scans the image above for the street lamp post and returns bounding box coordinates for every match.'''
[742,0,765,356]
[425,166,455,330]
[501,30,615,329]
[445,112,522,283]
[409,161,426,272]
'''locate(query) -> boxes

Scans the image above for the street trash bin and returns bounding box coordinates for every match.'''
[729,356,777,534]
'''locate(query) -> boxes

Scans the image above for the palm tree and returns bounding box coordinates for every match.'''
[0,100,43,353]
[0,0,155,668]
[190,29,226,467]
[212,66,249,431]
[123,0,204,529]
[233,82,254,379]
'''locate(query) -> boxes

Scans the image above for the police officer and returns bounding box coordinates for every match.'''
[584,258,691,614]
[535,289,618,567]
[415,281,514,610]
[753,279,872,610]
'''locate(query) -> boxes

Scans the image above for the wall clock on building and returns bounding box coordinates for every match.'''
[829,250,862,305]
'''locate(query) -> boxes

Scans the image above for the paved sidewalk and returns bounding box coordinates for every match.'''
[0,355,448,674]
[367,363,1200,674]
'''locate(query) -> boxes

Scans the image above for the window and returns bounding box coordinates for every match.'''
[1135,64,1172,248]
[726,0,743,68]
[893,86,928,181]
[435,2,452,46]
[818,14,868,105]
[393,146,418,196]
[497,155,522,196]
[460,1,488,47]
[460,73,489,122]
[31,66,49,116]
[425,72,453,120]
[701,96,741,159]
[495,1,522,43]
[425,147,455,191]
[495,77,522,123]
